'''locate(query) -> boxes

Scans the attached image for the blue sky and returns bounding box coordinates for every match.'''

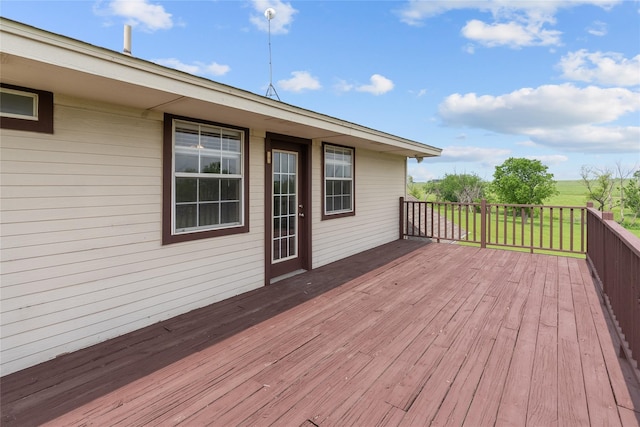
[2,0,639,181]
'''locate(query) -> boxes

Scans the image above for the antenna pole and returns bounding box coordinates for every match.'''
[265,9,280,100]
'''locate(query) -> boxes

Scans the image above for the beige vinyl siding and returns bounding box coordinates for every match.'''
[0,96,265,375]
[312,142,405,268]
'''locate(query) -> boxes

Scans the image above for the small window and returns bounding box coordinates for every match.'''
[323,143,355,219]
[163,114,249,244]
[1,88,38,120]
[0,84,53,133]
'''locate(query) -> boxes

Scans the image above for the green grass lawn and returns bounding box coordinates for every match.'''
[547,180,591,206]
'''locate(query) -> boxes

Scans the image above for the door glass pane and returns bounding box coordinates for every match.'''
[288,155,295,174]
[288,195,296,217]
[274,195,281,216]
[273,239,281,260]
[274,152,281,173]
[273,150,298,263]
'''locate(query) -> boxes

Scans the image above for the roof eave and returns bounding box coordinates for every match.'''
[0,18,442,158]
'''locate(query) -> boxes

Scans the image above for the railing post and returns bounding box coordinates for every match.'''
[480,199,487,249]
[399,197,405,240]
[601,210,614,295]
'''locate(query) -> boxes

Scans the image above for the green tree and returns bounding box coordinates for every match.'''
[580,165,614,211]
[433,173,486,203]
[407,175,427,200]
[492,158,558,221]
[623,170,640,225]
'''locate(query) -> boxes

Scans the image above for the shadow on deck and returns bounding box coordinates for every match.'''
[1,240,639,426]
[0,240,429,425]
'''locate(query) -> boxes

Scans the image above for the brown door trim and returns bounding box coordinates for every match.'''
[265,133,312,284]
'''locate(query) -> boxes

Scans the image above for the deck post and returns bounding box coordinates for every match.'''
[399,197,405,240]
[480,199,487,249]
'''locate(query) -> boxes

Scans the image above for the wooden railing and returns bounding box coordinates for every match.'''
[586,203,640,370]
[400,198,586,256]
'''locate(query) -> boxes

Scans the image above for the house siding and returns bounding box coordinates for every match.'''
[0,96,266,375]
[0,95,410,377]
[311,142,405,268]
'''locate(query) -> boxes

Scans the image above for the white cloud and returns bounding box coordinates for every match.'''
[516,140,539,147]
[105,0,173,31]
[249,0,297,34]
[397,0,620,48]
[438,84,640,153]
[410,88,428,97]
[336,74,395,95]
[205,63,231,76]
[558,50,640,87]
[429,146,511,167]
[587,20,608,36]
[439,84,639,131]
[334,79,355,93]
[397,1,620,25]
[525,154,568,165]
[528,125,640,153]
[356,74,395,95]
[278,71,321,92]
[407,160,436,182]
[461,19,561,48]
[154,58,230,77]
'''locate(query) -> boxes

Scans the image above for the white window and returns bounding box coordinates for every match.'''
[0,87,38,120]
[172,119,244,234]
[324,144,354,217]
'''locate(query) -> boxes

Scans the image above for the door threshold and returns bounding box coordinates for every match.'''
[270,269,307,284]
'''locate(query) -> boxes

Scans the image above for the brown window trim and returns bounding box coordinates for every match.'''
[0,83,54,134]
[321,142,356,221]
[162,113,250,245]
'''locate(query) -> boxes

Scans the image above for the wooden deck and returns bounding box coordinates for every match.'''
[2,241,639,426]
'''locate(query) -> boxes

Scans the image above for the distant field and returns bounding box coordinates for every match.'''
[547,180,590,206]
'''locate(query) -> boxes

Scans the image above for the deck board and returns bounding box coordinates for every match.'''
[557,257,590,427]
[2,240,639,426]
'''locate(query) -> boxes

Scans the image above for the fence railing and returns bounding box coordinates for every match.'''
[586,204,640,371]
[400,198,586,256]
